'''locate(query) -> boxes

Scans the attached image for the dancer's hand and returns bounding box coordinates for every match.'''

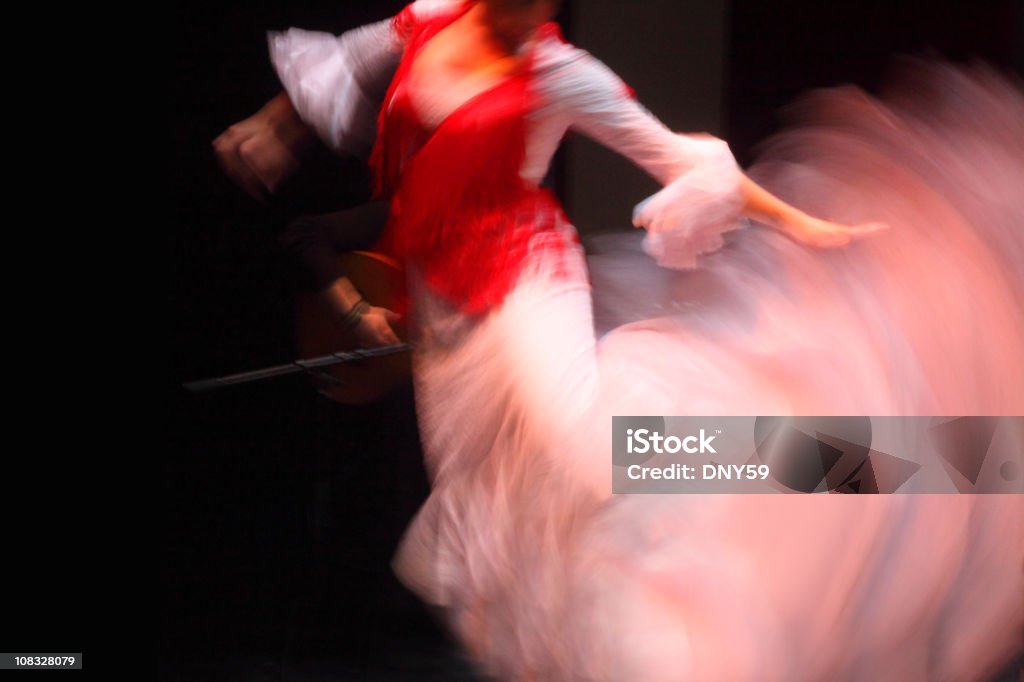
[353,306,403,348]
[211,93,315,204]
[778,213,890,249]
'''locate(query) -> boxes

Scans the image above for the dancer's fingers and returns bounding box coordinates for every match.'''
[846,221,891,236]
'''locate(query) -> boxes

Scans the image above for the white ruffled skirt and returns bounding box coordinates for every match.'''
[392,61,1024,681]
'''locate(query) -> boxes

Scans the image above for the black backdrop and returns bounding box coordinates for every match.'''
[168,1,1022,680]
[727,0,1022,164]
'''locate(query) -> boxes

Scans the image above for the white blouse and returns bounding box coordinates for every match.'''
[267,0,746,270]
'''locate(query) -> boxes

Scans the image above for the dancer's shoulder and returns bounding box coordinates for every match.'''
[532,27,589,75]
[532,30,636,104]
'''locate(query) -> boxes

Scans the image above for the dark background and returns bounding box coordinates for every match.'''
[169,1,1023,680]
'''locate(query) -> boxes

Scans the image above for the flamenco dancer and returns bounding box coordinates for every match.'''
[222,0,1024,679]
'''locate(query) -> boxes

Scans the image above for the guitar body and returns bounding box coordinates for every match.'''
[294,251,412,404]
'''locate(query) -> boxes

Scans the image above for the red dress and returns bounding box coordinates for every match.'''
[369,3,583,317]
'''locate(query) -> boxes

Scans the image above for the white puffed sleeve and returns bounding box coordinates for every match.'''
[267,20,400,159]
[267,0,462,159]
[533,42,746,269]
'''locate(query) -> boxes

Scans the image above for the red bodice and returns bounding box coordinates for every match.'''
[369,3,579,317]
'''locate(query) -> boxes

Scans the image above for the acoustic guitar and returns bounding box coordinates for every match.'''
[294,251,412,404]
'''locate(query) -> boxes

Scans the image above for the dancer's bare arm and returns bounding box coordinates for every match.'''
[739,175,888,248]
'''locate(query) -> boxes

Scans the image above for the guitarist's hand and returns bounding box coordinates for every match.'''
[354,306,403,347]
[212,93,315,204]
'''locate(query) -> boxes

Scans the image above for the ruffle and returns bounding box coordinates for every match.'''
[266,22,400,158]
[631,134,746,269]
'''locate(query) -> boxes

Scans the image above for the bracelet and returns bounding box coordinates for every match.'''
[340,298,371,331]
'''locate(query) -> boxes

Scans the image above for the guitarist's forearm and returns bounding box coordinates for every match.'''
[280,203,389,292]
